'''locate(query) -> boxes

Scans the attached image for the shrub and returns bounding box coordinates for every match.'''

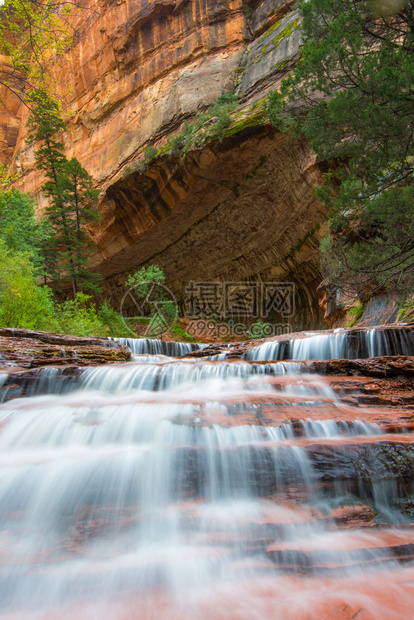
[56,293,109,337]
[0,242,57,330]
[170,322,195,342]
[248,320,272,339]
[144,146,158,161]
[98,300,131,337]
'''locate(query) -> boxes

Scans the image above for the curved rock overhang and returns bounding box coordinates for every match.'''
[93,124,328,330]
[6,0,329,329]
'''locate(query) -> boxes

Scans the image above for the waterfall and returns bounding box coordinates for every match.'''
[0,334,413,618]
[113,337,206,357]
[245,326,414,360]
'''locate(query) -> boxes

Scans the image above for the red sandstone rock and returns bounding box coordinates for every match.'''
[2,1,330,325]
[0,328,130,368]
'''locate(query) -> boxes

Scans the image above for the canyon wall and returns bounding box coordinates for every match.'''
[5,0,331,329]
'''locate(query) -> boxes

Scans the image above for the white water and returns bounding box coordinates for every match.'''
[0,335,412,618]
[245,327,413,360]
[113,338,206,357]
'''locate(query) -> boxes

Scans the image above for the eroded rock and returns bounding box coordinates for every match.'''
[0,328,130,369]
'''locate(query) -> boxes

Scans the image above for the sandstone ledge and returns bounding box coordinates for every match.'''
[0,328,131,369]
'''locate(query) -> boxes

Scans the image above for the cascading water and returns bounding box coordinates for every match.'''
[245,326,414,361]
[113,338,206,357]
[0,333,414,619]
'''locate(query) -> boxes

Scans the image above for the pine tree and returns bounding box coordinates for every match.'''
[268,0,414,296]
[58,158,101,293]
[27,90,102,296]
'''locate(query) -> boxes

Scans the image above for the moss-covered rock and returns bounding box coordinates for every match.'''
[235,10,301,98]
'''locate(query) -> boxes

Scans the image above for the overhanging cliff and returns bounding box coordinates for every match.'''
[7,0,330,328]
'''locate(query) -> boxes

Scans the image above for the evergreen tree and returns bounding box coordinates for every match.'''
[58,157,101,293]
[27,90,102,296]
[268,0,414,296]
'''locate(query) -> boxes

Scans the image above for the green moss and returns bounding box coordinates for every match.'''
[226,114,263,136]
[268,18,300,51]
[226,101,267,137]
[260,15,300,47]
[274,59,289,71]
[155,144,172,158]
[397,299,414,322]
[344,301,365,327]
[263,19,282,38]
[171,322,195,342]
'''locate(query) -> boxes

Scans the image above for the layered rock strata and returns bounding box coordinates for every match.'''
[0,327,130,368]
[4,0,333,329]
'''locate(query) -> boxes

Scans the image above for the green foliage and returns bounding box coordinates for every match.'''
[27,90,102,296]
[55,294,131,338]
[268,0,414,295]
[0,188,40,255]
[143,146,158,161]
[125,265,178,337]
[321,185,414,295]
[126,265,166,293]
[159,300,177,324]
[122,160,148,178]
[26,89,66,147]
[97,300,131,337]
[0,164,20,190]
[397,298,414,322]
[122,92,242,172]
[58,157,102,292]
[248,319,272,339]
[0,195,130,337]
[0,0,72,100]
[344,301,365,327]
[56,293,109,337]
[158,91,240,160]
[0,187,55,282]
[170,322,195,342]
[0,241,57,330]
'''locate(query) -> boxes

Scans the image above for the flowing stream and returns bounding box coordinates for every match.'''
[0,331,414,619]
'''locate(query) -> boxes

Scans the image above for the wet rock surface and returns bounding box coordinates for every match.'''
[0,328,131,369]
[183,323,414,359]
[0,325,414,618]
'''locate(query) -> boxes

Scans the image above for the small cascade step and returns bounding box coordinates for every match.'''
[244,325,414,361]
[266,529,414,573]
[112,337,206,357]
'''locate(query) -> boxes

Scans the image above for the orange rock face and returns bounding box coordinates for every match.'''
[5,0,329,326]
[13,0,251,195]
[0,55,22,166]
